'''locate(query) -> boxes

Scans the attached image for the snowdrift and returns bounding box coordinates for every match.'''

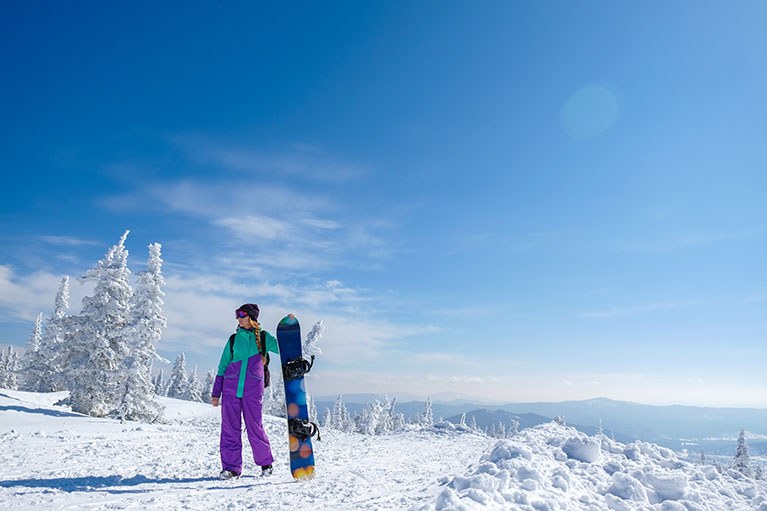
[429,422,767,511]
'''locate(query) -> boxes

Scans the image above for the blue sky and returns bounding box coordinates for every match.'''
[2,1,765,407]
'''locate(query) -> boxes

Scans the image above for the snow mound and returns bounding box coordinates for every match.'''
[428,421,767,511]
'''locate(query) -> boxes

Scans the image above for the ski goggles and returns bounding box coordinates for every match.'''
[235,310,249,318]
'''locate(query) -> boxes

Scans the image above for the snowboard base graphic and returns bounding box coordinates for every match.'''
[276,314,316,481]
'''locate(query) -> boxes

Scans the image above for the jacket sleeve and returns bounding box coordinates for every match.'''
[264,331,279,354]
[211,339,233,397]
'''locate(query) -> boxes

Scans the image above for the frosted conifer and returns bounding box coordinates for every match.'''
[733,429,752,477]
[44,277,73,392]
[422,397,434,427]
[184,365,204,403]
[153,369,166,396]
[166,353,189,399]
[303,320,324,356]
[0,346,21,390]
[67,231,134,417]
[113,243,167,421]
[21,313,44,391]
[204,369,215,398]
[332,394,353,432]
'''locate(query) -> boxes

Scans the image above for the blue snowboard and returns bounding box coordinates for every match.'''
[276,314,316,480]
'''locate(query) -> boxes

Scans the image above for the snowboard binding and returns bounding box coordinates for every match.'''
[289,418,321,442]
[282,355,315,381]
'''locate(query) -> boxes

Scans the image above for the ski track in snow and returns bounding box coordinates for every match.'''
[0,390,493,510]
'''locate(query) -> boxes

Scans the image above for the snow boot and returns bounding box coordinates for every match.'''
[219,470,240,480]
[261,464,273,477]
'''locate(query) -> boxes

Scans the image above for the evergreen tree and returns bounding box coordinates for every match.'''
[0,346,21,390]
[459,412,467,429]
[755,465,764,481]
[153,369,166,396]
[699,450,706,465]
[470,415,478,432]
[21,313,44,391]
[114,243,167,421]
[166,353,189,399]
[331,394,353,432]
[67,231,134,417]
[307,393,318,423]
[422,397,434,427]
[304,320,324,356]
[204,369,215,399]
[554,415,566,426]
[321,407,332,428]
[184,365,204,403]
[509,419,520,436]
[733,429,752,477]
[44,277,73,392]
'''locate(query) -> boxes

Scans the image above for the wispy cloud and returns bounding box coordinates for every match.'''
[175,137,370,183]
[0,265,92,325]
[578,300,699,319]
[36,235,101,247]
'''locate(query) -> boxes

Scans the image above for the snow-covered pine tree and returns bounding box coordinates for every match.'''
[470,415,478,432]
[321,407,332,428]
[307,393,318,423]
[114,242,167,420]
[263,381,286,417]
[331,394,353,432]
[459,412,467,428]
[204,369,215,398]
[509,419,519,437]
[20,313,44,391]
[153,369,166,396]
[733,429,752,477]
[67,231,134,417]
[422,396,434,428]
[699,450,706,465]
[184,365,204,403]
[43,277,73,392]
[497,422,506,438]
[755,465,764,480]
[375,396,394,435]
[303,320,324,356]
[166,353,189,399]
[490,423,497,438]
[0,346,21,390]
[554,415,566,426]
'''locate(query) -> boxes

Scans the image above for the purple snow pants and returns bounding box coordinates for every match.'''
[214,356,274,474]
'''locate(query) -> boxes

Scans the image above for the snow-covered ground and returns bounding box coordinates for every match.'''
[2,390,766,511]
[427,422,767,511]
[0,389,492,510]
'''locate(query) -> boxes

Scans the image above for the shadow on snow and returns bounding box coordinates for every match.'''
[0,474,293,493]
[0,404,83,418]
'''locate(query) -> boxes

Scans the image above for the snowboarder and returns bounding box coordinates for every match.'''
[211,303,279,479]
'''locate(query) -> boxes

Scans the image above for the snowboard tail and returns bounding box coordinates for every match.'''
[276,314,317,481]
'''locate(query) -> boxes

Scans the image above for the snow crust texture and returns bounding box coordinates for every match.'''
[429,422,767,511]
[0,390,492,510]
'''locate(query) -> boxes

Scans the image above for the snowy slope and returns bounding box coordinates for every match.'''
[3,390,766,511]
[427,422,767,511]
[0,390,493,510]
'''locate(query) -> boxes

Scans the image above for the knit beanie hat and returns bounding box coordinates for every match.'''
[237,303,260,322]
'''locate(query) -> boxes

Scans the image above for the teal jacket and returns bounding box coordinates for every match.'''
[214,327,279,398]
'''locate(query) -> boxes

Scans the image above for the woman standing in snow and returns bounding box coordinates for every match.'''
[212,303,280,479]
